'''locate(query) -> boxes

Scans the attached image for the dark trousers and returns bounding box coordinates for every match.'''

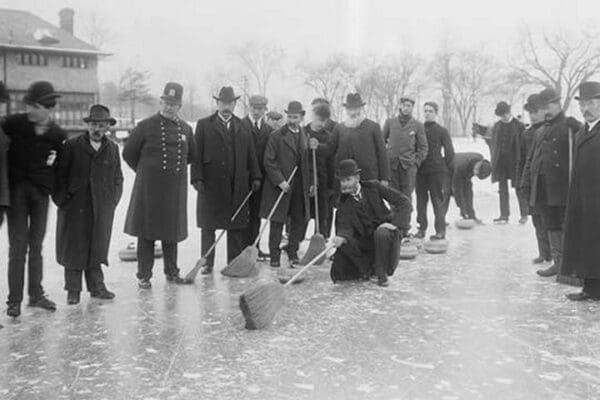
[136,238,178,280]
[583,279,600,296]
[535,175,566,271]
[390,165,417,199]
[7,181,49,304]
[309,188,330,237]
[202,228,246,266]
[531,213,551,261]
[330,225,400,282]
[416,172,447,235]
[247,188,263,249]
[498,178,527,218]
[269,177,306,260]
[64,264,105,292]
[516,188,529,217]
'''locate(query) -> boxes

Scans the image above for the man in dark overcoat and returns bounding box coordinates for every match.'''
[488,101,526,223]
[0,82,8,329]
[330,93,390,184]
[3,81,66,317]
[241,94,272,260]
[53,105,123,305]
[449,153,492,221]
[518,94,552,265]
[306,104,335,237]
[563,82,600,301]
[192,87,261,273]
[260,101,310,267]
[520,88,581,278]
[382,96,428,199]
[330,159,411,287]
[123,82,195,289]
[415,101,454,240]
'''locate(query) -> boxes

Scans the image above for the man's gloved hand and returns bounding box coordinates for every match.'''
[379,222,397,231]
[380,180,389,188]
[309,185,316,197]
[332,236,347,248]
[308,137,319,150]
[278,181,291,193]
[251,180,261,192]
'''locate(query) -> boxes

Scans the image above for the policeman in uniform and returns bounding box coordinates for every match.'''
[123,82,196,288]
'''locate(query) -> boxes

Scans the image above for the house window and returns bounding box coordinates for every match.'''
[19,52,47,66]
[62,55,88,69]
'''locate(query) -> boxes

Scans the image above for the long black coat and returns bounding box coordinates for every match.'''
[53,135,123,270]
[0,126,9,208]
[191,113,261,230]
[563,122,600,279]
[240,116,272,177]
[123,113,195,242]
[520,113,580,207]
[488,118,524,183]
[260,124,310,224]
[331,119,390,181]
[515,121,543,189]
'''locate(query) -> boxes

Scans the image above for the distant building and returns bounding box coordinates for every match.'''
[0,8,108,132]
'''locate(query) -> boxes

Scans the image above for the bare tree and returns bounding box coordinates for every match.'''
[512,25,600,110]
[230,42,285,96]
[117,67,155,124]
[81,10,114,49]
[430,48,456,133]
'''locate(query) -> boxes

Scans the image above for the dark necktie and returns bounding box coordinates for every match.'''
[254,120,259,130]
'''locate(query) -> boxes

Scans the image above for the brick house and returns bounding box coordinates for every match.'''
[0,8,107,132]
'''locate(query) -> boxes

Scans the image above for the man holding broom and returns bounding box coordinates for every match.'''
[192,87,262,274]
[261,101,311,268]
[330,159,411,287]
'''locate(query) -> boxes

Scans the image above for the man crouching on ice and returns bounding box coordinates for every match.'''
[331,159,412,287]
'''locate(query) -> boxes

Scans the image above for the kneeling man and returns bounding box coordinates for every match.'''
[331,159,411,287]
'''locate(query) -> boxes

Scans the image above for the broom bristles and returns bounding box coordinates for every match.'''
[240,282,286,330]
[183,257,205,282]
[221,246,259,277]
[299,234,327,265]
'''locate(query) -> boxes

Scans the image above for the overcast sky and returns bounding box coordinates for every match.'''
[1,0,598,110]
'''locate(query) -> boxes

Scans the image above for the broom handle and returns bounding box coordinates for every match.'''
[284,243,335,287]
[312,147,320,234]
[252,166,298,247]
[568,127,573,184]
[201,189,253,259]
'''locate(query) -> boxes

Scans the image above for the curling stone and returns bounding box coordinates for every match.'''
[404,237,423,249]
[455,219,476,230]
[118,241,163,262]
[423,239,448,254]
[399,241,419,260]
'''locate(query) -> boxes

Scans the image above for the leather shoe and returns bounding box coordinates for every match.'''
[518,216,528,224]
[67,291,80,305]
[537,264,558,277]
[138,279,152,289]
[532,256,548,264]
[200,265,213,275]
[414,230,425,239]
[270,260,281,268]
[257,249,270,261]
[493,217,508,224]
[377,277,389,287]
[7,303,20,317]
[29,295,56,311]
[166,275,193,285]
[91,289,116,299]
[566,291,600,301]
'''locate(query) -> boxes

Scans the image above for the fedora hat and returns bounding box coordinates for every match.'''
[248,95,268,107]
[213,86,240,102]
[400,96,416,105]
[0,81,8,103]
[343,93,366,108]
[160,82,183,105]
[23,81,60,107]
[524,93,543,112]
[335,159,361,179]
[284,101,305,116]
[538,88,561,105]
[83,104,116,126]
[575,81,600,101]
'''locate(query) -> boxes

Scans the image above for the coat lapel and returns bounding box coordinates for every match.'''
[281,126,298,154]
[577,122,600,149]
[211,113,227,144]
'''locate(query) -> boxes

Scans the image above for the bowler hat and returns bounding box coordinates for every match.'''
[83,104,116,126]
[335,159,361,179]
[575,81,600,101]
[343,93,366,108]
[0,81,8,103]
[23,81,60,107]
[160,82,183,105]
[249,95,268,107]
[538,88,561,105]
[494,101,511,117]
[284,101,305,116]
[524,94,542,112]
[213,86,240,102]
[266,111,283,121]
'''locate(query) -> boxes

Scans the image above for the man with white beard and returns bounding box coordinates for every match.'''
[330,93,390,185]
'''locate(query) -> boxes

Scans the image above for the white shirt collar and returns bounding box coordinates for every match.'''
[588,119,600,132]
[218,113,232,123]
[248,115,262,128]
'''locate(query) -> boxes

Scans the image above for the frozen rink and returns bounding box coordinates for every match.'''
[1,138,599,400]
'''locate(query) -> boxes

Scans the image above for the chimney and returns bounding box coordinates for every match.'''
[58,8,74,35]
